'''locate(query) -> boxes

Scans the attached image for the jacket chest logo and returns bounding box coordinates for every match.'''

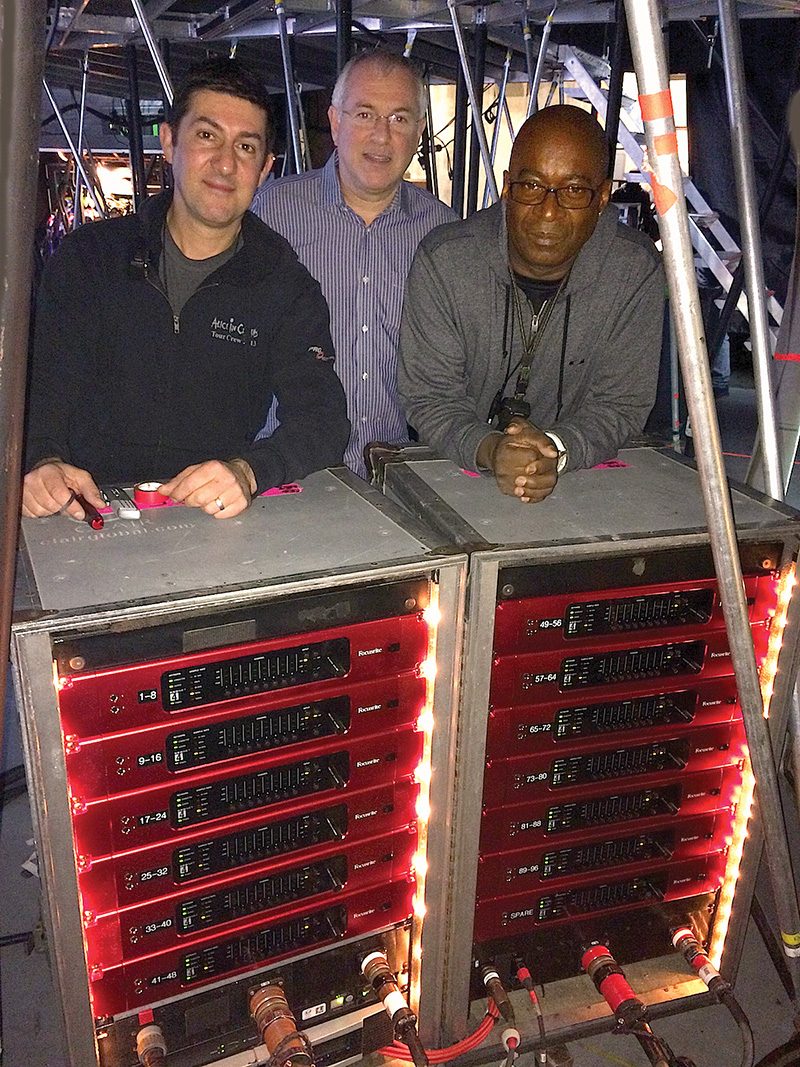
[210,315,259,347]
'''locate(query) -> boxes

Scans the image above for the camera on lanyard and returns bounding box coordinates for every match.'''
[488,391,531,431]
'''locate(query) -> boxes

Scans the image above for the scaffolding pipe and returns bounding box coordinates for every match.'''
[275,0,304,173]
[126,43,148,210]
[604,0,627,178]
[717,0,783,501]
[130,0,173,106]
[527,2,556,119]
[42,80,105,217]
[72,52,89,228]
[446,0,498,203]
[0,0,47,752]
[424,73,439,198]
[451,65,468,216]
[466,12,487,217]
[522,19,536,100]
[483,50,511,210]
[336,0,352,74]
[625,0,800,1001]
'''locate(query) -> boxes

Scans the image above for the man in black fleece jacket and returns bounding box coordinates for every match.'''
[24,58,349,522]
[398,105,664,504]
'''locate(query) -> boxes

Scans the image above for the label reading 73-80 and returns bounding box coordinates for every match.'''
[137,809,169,827]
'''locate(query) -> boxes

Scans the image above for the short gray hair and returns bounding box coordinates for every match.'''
[331,51,426,120]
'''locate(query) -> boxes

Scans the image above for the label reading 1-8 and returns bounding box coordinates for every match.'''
[138,689,159,703]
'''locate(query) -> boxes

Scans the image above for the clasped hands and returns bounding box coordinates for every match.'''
[478,418,560,504]
[22,458,256,521]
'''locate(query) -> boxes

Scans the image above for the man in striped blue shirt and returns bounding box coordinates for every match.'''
[251,51,455,478]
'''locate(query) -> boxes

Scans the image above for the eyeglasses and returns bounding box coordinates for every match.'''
[507,180,600,209]
[340,108,420,131]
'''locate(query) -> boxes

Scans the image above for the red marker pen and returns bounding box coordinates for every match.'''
[74,494,104,530]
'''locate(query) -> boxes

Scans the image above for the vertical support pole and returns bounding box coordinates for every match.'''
[72,52,89,228]
[626,0,800,1001]
[483,50,511,210]
[423,73,439,198]
[0,0,47,751]
[276,0,304,174]
[522,18,536,102]
[717,0,783,501]
[451,67,468,216]
[336,0,352,75]
[604,0,627,179]
[126,43,147,210]
[43,80,104,216]
[527,2,556,119]
[465,11,487,217]
[130,0,173,106]
[158,37,171,190]
[446,0,498,204]
[669,308,682,452]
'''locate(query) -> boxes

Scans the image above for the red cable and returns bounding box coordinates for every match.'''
[379,1001,499,1062]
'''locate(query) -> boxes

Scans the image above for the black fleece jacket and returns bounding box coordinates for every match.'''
[25,193,350,491]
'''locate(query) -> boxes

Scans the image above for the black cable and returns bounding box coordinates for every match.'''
[721,994,755,1067]
[753,1031,800,1067]
[0,933,34,950]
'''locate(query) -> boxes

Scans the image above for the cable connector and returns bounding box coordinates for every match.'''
[136,1024,167,1067]
[481,965,515,1026]
[671,928,731,1001]
[249,984,314,1067]
[501,1028,520,1067]
[362,952,429,1067]
[581,943,646,1030]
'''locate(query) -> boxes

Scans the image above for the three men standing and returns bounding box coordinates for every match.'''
[252,52,455,477]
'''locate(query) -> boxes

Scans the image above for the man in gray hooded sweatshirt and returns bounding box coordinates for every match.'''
[398,105,664,504]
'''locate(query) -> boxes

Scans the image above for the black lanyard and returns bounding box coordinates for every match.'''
[509,274,567,404]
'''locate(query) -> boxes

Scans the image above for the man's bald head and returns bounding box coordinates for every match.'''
[503,104,612,280]
[510,105,609,178]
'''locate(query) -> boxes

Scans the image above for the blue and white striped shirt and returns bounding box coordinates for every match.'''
[251,152,455,477]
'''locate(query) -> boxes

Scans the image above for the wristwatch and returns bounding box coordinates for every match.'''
[544,431,569,474]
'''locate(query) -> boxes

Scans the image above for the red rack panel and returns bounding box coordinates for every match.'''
[478,766,742,851]
[84,827,417,964]
[64,671,426,799]
[88,879,413,1018]
[491,578,761,653]
[71,729,422,859]
[484,676,739,759]
[482,721,746,811]
[476,811,727,896]
[77,779,418,912]
[489,628,767,707]
[473,854,727,940]
[56,613,429,736]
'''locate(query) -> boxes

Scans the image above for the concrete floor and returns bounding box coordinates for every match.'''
[3,375,799,1067]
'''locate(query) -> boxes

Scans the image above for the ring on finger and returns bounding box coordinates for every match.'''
[215,497,225,512]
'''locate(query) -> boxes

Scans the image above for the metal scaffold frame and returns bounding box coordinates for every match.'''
[625,0,800,1005]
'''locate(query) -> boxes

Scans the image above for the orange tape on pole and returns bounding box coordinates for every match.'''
[639,89,673,121]
[653,131,679,156]
[646,171,678,216]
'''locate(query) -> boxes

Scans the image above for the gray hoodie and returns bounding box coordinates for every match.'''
[398,199,664,472]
